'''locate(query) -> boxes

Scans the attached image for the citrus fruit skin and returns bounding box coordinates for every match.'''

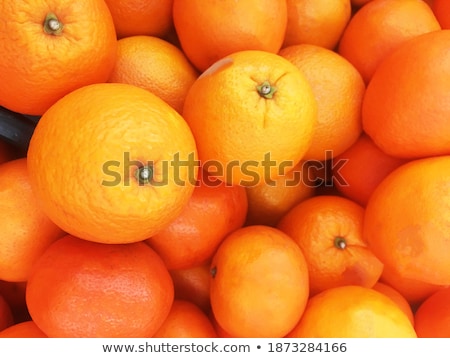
[0,321,47,338]
[108,35,199,114]
[363,155,450,286]
[338,0,441,84]
[26,235,174,338]
[283,0,352,50]
[27,83,198,244]
[103,0,174,39]
[173,0,288,72]
[287,285,417,338]
[277,195,383,296]
[152,299,218,338]
[0,0,118,115]
[279,44,364,161]
[182,50,318,186]
[210,225,310,338]
[146,170,248,270]
[414,287,450,338]
[0,158,66,282]
[362,30,450,159]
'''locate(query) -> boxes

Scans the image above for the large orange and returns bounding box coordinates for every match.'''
[152,300,217,338]
[0,0,117,115]
[362,30,450,159]
[338,0,441,84]
[103,0,173,39]
[27,83,198,244]
[277,195,383,296]
[0,158,65,282]
[245,161,315,227]
[287,286,417,338]
[333,133,408,206]
[182,50,317,186]
[210,225,310,338]
[283,0,352,49]
[433,0,450,29]
[26,235,174,338]
[146,170,248,270]
[414,287,450,338]
[279,44,364,161]
[173,0,287,72]
[364,156,450,286]
[108,35,199,114]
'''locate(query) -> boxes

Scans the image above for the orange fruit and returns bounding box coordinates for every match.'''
[277,195,383,296]
[108,35,199,114]
[338,0,441,84]
[279,44,365,161]
[27,83,198,244]
[414,287,450,338]
[244,161,315,227]
[287,285,417,338]
[210,225,310,338]
[173,0,287,72]
[152,300,217,338]
[0,0,118,115]
[372,282,414,325]
[0,158,65,282]
[0,321,47,338]
[364,155,450,286]
[362,30,450,159]
[283,0,352,49]
[182,50,317,186]
[433,0,450,29]
[333,133,408,206]
[103,0,173,39]
[147,170,248,270]
[0,294,14,332]
[169,262,212,314]
[26,234,174,338]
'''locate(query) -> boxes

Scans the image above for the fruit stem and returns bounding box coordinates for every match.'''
[334,237,347,250]
[43,13,64,36]
[257,81,277,99]
[135,165,153,185]
[210,266,217,278]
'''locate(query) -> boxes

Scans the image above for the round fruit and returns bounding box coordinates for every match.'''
[0,0,118,115]
[287,285,417,338]
[182,50,317,186]
[210,225,310,338]
[27,83,198,244]
[364,155,450,286]
[26,235,174,338]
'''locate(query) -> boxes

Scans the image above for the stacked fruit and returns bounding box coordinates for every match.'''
[0,0,449,338]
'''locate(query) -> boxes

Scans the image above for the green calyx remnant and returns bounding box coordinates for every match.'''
[43,13,64,36]
[334,237,347,250]
[210,266,217,278]
[256,81,277,99]
[135,166,153,185]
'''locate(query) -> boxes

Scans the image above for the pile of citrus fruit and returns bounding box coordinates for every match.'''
[0,0,450,338]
